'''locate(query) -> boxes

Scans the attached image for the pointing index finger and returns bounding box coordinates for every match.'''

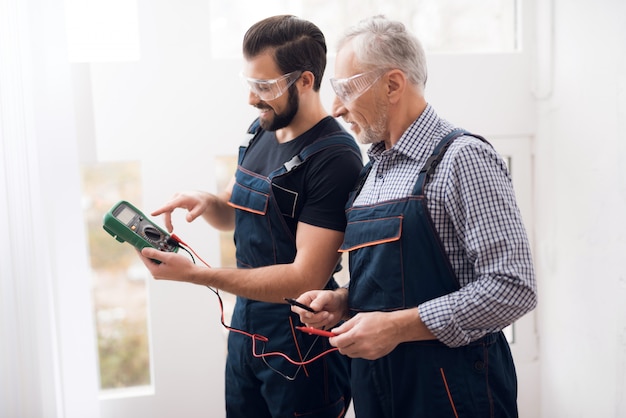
[151,205,175,233]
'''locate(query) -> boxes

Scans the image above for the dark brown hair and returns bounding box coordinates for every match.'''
[243,15,327,91]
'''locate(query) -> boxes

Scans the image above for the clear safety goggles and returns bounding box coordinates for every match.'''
[242,70,302,101]
[330,69,386,104]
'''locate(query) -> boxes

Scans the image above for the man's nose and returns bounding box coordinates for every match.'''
[248,90,261,106]
[331,96,346,118]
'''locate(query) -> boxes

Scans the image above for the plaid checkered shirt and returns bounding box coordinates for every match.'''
[353,104,537,347]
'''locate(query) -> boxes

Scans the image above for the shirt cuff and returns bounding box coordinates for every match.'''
[419,296,470,348]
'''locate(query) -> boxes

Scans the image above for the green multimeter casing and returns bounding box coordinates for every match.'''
[103,200,179,254]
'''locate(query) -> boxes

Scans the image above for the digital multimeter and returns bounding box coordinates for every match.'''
[103,200,179,254]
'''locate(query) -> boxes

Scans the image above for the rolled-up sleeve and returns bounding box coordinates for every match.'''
[419,138,537,348]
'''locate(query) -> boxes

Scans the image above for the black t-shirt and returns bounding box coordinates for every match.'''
[241,116,363,234]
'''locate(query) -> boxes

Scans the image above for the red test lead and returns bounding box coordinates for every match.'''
[295,326,337,338]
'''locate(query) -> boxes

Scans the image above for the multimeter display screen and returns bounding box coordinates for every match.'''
[116,206,137,225]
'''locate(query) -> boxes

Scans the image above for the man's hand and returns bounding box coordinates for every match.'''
[328,308,437,360]
[150,191,212,232]
[139,247,203,283]
[290,289,348,330]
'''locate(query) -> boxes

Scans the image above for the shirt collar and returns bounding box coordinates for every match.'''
[366,103,440,164]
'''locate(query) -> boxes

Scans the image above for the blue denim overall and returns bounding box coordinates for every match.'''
[224,128,357,417]
[340,130,518,418]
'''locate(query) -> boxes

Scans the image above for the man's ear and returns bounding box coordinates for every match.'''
[298,71,316,91]
[386,69,406,104]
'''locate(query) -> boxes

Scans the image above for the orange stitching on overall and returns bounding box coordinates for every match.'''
[440,368,459,418]
[339,216,403,252]
[227,201,267,215]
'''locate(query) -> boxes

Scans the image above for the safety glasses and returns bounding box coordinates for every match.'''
[242,70,302,101]
[330,69,386,104]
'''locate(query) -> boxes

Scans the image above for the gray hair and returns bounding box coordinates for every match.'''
[337,15,427,91]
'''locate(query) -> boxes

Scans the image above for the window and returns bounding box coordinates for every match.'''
[209,0,520,59]
[81,162,153,391]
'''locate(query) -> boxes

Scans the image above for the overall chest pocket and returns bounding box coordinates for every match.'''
[271,183,298,218]
[340,215,407,311]
[229,180,269,215]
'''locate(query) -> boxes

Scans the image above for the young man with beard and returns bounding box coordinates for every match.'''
[139,15,361,417]
[291,16,537,417]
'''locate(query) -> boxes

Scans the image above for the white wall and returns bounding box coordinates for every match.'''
[535,0,626,417]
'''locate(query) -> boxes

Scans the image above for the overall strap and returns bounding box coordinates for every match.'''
[245,119,361,159]
[413,129,488,195]
[243,118,262,147]
[347,161,373,205]
[269,132,361,179]
[236,118,264,165]
[246,117,262,136]
[242,118,361,179]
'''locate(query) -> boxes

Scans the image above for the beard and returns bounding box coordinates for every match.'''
[357,98,389,145]
[257,85,299,131]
